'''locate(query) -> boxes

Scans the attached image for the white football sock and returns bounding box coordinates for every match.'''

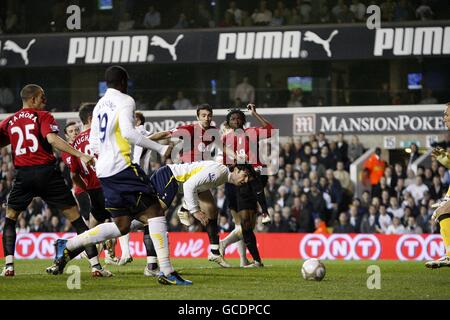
[147,256,157,264]
[89,256,100,267]
[119,233,131,259]
[5,255,14,265]
[148,216,174,276]
[222,225,242,247]
[67,222,121,251]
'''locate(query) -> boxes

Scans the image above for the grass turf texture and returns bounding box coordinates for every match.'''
[0,258,449,300]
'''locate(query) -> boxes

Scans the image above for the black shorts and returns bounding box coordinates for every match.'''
[75,192,90,220]
[87,188,111,222]
[7,165,77,212]
[225,174,269,212]
[100,165,159,218]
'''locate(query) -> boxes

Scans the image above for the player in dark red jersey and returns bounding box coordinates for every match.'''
[0,84,110,277]
[60,121,91,222]
[145,104,231,270]
[220,104,274,268]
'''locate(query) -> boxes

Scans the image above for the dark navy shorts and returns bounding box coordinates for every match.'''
[149,166,179,209]
[100,165,158,218]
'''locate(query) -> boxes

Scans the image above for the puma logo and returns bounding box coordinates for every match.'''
[303,30,338,57]
[150,35,184,61]
[3,39,36,65]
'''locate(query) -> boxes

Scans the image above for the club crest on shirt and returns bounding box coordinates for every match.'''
[208,173,215,181]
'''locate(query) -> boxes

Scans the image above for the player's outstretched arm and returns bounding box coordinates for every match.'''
[46,133,93,165]
[247,104,272,128]
[118,103,170,156]
[148,131,171,141]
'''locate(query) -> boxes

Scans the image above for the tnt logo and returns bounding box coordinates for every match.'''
[396,234,445,261]
[293,114,315,135]
[299,234,381,260]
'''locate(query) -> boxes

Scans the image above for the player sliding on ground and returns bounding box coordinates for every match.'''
[51,66,192,285]
[141,160,250,275]
[0,84,110,277]
[426,102,450,268]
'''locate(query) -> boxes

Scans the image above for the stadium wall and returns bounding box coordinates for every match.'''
[1,232,444,261]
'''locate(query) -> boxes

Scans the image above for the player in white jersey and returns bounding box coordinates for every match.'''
[53,66,193,285]
[144,161,250,273]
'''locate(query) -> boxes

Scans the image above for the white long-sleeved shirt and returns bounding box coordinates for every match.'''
[90,88,168,178]
[133,125,152,175]
[167,161,231,214]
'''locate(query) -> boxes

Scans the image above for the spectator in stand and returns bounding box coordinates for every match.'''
[240,10,253,27]
[377,205,392,233]
[251,1,272,26]
[30,215,47,232]
[364,147,386,186]
[286,8,302,25]
[0,80,14,113]
[360,205,379,233]
[16,217,29,234]
[371,177,391,199]
[194,3,213,28]
[281,142,296,164]
[336,3,355,23]
[416,0,434,21]
[393,0,414,21]
[380,0,395,21]
[309,155,326,177]
[420,89,438,104]
[317,132,329,149]
[117,12,135,31]
[259,74,278,108]
[48,216,61,233]
[313,217,329,234]
[331,0,346,21]
[386,217,407,234]
[287,92,303,108]
[318,146,335,170]
[407,143,420,169]
[173,13,190,29]
[406,216,423,234]
[296,0,312,23]
[333,212,355,233]
[226,1,243,26]
[268,212,290,232]
[142,5,161,29]
[348,135,364,163]
[216,187,227,216]
[309,185,327,221]
[234,76,255,104]
[403,175,429,205]
[173,91,193,110]
[429,175,445,200]
[318,4,331,23]
[334,161,353,194]
[416,206,430,233]
[348,205,362,233]
[349,0,366,22]
[218,215,232,233]
[219,11,237,27]
[270,8,285,26]
[154,95,174,110]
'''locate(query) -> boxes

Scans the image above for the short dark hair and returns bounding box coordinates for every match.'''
[226,109,246,126]
[64,121,78,134]
[196,104,213,117]
[105,65,129,88]
[78,103,96,125]
[20,84,42,101]
[135,111,145,125]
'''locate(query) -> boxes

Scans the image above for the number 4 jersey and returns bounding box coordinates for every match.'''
[0,108,59,167]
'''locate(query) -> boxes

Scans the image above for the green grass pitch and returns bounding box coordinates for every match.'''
[0,258,449,300]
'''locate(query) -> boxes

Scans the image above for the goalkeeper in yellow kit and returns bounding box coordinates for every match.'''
[427,103,450,268]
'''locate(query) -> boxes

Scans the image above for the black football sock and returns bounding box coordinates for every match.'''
[206,218,220,255]
[242,228,261,263]
[143,227,157,269]
[3,218,17,265]
[249,176,269,215]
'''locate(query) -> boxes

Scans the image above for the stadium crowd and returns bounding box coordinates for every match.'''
[0,0,447,34]
[0,129,447,235]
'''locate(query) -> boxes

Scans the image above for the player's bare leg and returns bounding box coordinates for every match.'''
[426,200,450,268]
[1,208,20,276]
[220,209,250,267]
[199,190,231,268]
[240,209,263,268]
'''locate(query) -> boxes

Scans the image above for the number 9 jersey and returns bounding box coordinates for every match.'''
[90,88,142,178]
[0,108,59,167]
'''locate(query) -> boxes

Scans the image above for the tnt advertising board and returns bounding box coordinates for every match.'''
[0,232,444,261]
